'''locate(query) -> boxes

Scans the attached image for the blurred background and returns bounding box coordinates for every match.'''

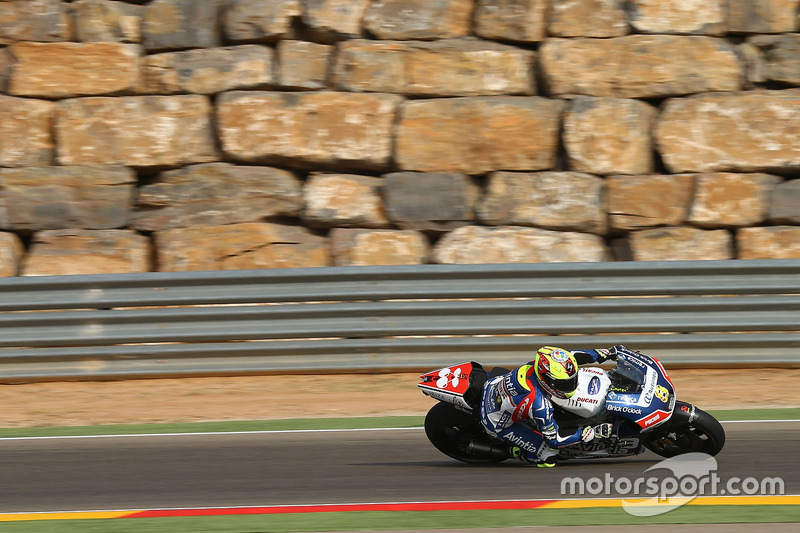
[0,0,798,277]
[0,3,799,526]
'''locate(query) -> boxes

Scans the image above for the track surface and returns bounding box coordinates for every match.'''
[0,421,797,514]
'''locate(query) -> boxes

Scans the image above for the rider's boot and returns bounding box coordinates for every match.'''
[511,447,558,467]
[510,446,530,462]
[536,448,559,468]
[510,447,538,464]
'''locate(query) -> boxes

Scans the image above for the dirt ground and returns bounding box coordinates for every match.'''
[0,368,798,428]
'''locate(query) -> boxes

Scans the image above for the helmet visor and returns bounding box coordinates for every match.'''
[547,373,578,396]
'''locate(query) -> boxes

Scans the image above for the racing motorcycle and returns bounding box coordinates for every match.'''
[418,347,725,463]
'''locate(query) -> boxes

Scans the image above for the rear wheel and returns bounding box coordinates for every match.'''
[644,406,725,458]
[424,402,508,463]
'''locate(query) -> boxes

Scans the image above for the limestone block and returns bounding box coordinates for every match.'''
[0,95,55,167]
[382,172,480,232]
[395,97,564,174]
[330,228,429,266]
[628,0,727,35]
[738,42,769,87]
[431,226,610,264]
[0,47,11,92]
[0,231,23,277]
[563,96,656,176]
[363,0,472,40]
[737,226,800,259]
[301,173,390,229]
[656,91,800,173]
[217,91,402,171]
[473,0,547,43]
[141,45,274,95]
[56,95,218,168]
[303,0,371,41]
[0,166,135,231]
[278,40,332,90]
[478,172,606,234]
[133,163,303,231]
[72,0,143,43]
[769,179,800,224]
[142,0,224,51]
[540,35,742,98]
[332,38,536,96]
[729,0,799,34]
[8,42,141,98]
[548,0,629,38]
[21,229,151,276]
[606,175,695,232]
[332,40,405,94]
[0,0,70,44]
[224,0,301,43]
[762,33,800,86]
[154,223,331,272]
[628,227,733,261]
[687,173,782,228]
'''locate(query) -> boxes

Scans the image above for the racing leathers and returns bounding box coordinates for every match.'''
[478,349,612,464]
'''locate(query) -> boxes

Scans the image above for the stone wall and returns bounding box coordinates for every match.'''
[0,0,799,276]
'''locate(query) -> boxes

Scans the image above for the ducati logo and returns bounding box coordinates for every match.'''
[436,367,462,388]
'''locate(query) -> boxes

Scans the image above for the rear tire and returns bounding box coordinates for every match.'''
[644,405,725,458]
[424,402,508,464]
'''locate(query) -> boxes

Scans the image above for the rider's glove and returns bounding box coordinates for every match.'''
[581,423,613,442]
[594,423,613,439]
[595,348,617,363]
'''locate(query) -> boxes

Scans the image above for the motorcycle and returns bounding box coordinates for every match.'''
[418,347,725,463]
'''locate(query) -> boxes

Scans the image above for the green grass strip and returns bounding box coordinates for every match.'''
[1,505,799,532]
[0,416,425,439]
[0,408,797,439]
[709,407,800,421]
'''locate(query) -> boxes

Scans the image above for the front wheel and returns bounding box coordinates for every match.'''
[424,402,508,464]
[643,404,725,458]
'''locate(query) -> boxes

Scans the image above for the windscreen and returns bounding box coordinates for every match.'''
[614,356,646,388]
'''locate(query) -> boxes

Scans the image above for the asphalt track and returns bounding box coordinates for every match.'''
[0,421,797,514]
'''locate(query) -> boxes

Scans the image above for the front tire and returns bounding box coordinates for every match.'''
[644,404,726,458]
[424,402,508,464]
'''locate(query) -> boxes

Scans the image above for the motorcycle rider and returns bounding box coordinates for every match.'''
[479,345,620,467]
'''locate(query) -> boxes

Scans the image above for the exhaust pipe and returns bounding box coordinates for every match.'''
[467,440,510,460]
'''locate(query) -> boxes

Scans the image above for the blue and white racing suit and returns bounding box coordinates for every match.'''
[478,350,607,463]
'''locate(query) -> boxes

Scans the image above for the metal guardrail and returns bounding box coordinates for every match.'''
[0,259,799,380]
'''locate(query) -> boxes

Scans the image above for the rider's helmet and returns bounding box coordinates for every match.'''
[533,346,579,399]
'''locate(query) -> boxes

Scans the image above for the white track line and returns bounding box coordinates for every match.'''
[720,419,800,423]
[0,426,425,441]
